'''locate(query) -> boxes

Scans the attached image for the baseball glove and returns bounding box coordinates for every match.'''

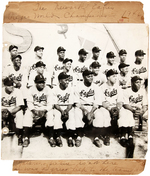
[2,109,10,120]
[33,110,46,123]
[110,107,119,120]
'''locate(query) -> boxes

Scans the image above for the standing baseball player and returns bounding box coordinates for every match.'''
[8,45,18,64]
[118,63,131,89]
[89,61,106,86]
[23,75,54,147]
[53,72,75,147]
[131,50,147,89]
[101,51,119,75]
[118,49,127,63]
[2,77,25,145]
[51,46,66,87]
[73,48,89,82]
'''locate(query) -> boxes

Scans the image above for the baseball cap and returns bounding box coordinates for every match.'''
[90,61,101,68]
[106,51,116,58]
[34,74,45,83]
[82,69,94,77]
[12,55,22,61]
[35,61,46,68]
[58,72,70,80]
[106,69,118,77]
[92,46,101,53]
[63,58,73,64]
[9,45,18,52]
[3,77,14,86]
[34,46,44,52]
[118,63,130,70]
[131,76,142,82]
[135,50,146,56]
[78,49,88,55]
[57,46,66,53]
[119,49,127,56]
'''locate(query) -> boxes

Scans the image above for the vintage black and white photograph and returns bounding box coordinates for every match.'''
[1,23,148,159]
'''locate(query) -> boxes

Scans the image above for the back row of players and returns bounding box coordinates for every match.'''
[2,45,148,150]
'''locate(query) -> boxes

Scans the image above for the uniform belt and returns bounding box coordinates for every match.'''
[83,104,93,106]
[77,79,83,81]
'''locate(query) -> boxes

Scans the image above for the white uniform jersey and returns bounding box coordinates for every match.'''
[27,85,53,111]
[27,70,51,87]
[2,87,24,108]
[123,87,148,109]
[53,84,74,105]
[93,72,107,86]
[101,62,119,75]
[117,73,131,89]
[101,82,123,106]
[74,81,104,106]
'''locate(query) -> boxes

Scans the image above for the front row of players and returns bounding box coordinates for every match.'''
[2,69,148,149]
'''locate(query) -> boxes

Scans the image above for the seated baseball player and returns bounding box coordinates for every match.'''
[2,77,25,145]
[74,69,105,147]
[53,72,75,147]
[122,76,148,141]
[27,61,51,88]
[118,49,127,64]
[89,61,106,86]
[23,74,54,147]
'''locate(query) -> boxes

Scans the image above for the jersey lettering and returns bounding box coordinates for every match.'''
[2,96,16,106]
[132,67,147,74]
[104,88,117,97]
[33,93,47,103]
[54,65,64,71]
[57,93,70,103]
[80,89,94,98]
[129,94,143,104]
[73,66,87,73]
[10,73,23,81]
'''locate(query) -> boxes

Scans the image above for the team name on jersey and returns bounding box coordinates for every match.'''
[73,66,87,73]
[33,93,47,103]
[80,89,94,98]
[129,94,143,104]
[57,93,70,103]
[104,88,117,97]
[9,73,23,81]
[132,67,147,74]
[2,96,16,107]
[54,65,64,71]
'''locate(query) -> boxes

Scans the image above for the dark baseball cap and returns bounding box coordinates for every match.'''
[63,58,73,64]
[106,51,116,58]
[106,69,118,77]
[135,50,146,56]
[12,55,22,61]
[118,63,130,70]
[78,48,88,55]
[9,45,18,52]
[34,46,44,52]
[92,46,101,53]
[90,61,101,68]
[35,61,46,68]
[131,76,142,82]
[3,77,14,86]
[119,49,127,56]
[82,69,94,77]
[57,46,66,53]
[34,74,45,83]
[58,72,70,80]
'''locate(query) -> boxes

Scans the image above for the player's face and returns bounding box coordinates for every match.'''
[58,51,65,60]
[5,85,14,94]
[107,57,115,65]
[136,56,144,63]
[108,74,117,84]
[36,82,45,91]
[36,66,45,74]
[121,66,129,75]
[10,48,18,57]
[60,78,69,88]
[93,52,100,59]
[120,54,127,63]
[132,80,141,90]
[92,67,100,75]
[84,74,93,84]
[13,57,21,67]
[36,49,43,58]
[64,61,72,71]
[80,54,87,62]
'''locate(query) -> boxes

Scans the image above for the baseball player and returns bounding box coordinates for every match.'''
[2,77,25,146]
[27,61,51,88]
[118,63,131,89]
[53,72,75,147]
[118,49,127,63]
[101,51,119,75]
[74,69,108,147]
[73,48,89,82]
[89,61,106,86]
[51,46,66,87]
[8,45,18,63]
[23,75,54,147]
[130,50,148,89]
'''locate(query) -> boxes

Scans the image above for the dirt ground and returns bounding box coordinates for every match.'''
[1,130,148,160]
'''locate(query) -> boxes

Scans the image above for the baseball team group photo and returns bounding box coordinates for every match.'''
[1,23,148,159]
